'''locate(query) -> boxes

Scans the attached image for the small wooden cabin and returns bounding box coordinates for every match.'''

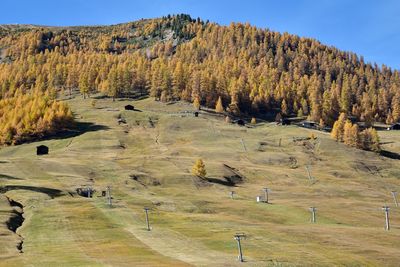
[387,123,400,131]
[76,187,95,198]
[125,105,135,111]
[281,118,291,125]
[237,119,245,126]
[301,121,317,129]
[36,145,49,155]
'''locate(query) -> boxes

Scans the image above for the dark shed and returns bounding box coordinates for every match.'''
[37,145,49,155]
[237,119,245,126]
[281,118,291,125]
[301,121,317,128]
[125,105,135,111]
[388,123,400,130]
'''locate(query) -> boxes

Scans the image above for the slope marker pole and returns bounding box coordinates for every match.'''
[382,206,390,231]
[263,187,270,203]
[391,191,398,207]
[234,233,246,262]
[305,165,314,183]
[144,207,151,231]
[309,207,317,223]
[106,186,112,207]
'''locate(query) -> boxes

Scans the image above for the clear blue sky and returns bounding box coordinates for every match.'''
[1,0,399,70]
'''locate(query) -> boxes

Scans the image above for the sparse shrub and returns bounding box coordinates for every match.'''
[91,99,97,108]
[192,159,206,177]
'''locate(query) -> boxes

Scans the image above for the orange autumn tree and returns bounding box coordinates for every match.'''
[0,92,73,145]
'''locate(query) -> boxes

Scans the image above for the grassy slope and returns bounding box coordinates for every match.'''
[0,96,399,266]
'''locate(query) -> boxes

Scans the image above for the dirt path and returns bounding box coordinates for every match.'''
[124,225,241,266]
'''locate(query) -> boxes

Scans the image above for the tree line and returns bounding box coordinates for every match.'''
[0,90,73,145]
[0,14,399,144]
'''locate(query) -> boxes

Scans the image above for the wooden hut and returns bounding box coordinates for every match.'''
[125,105,135,111]
[281,118,291,125]
[301,121,317,129]
[36,145,49,155]
[237,119,245,126]
[387,123,400,130]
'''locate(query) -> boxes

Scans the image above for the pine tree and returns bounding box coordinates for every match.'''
[386,111,394,125]
[331,120,341,141]
[370,128,381,152]
[343,120,353,146]
[331,113,347,142]
[281,99,289,115]
[319,118,325,129]
[392,94,400,122]
[79,70,90,99]
[360,128,380,152]
[350,124,360,148]
[192,159,206,177]
[340,75,351,113]
[107,66,120,101]
[193,97,200,110]
[215,96,224,113]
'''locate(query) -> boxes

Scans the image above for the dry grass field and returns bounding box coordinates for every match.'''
[0,95,399,266]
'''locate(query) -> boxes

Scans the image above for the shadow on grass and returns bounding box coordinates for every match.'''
[40,122,110,142]
[0,174,24,180]
[0,185,64,198]
[380,150,400,160]
[205,177,237,187]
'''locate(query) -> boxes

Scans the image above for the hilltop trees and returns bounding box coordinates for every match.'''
[331,115,380,152]
[0,13,400,133]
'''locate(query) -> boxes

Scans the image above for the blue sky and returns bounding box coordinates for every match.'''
[1,0,399,69]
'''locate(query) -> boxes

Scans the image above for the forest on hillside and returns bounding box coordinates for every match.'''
[0,14,399,144]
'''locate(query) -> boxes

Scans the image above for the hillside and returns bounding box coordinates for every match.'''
[0,95,399,266]
[0,14,400,132]
[0,14,400,266]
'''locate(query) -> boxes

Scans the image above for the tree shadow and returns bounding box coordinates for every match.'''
[0,174,24,180]
[205,177,237,187]
[40,122,110,142]
[380,141,395,145]
[0,185,64,198]
[380,150,400,160]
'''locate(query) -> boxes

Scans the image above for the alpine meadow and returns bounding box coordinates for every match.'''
[0,12,400,267]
